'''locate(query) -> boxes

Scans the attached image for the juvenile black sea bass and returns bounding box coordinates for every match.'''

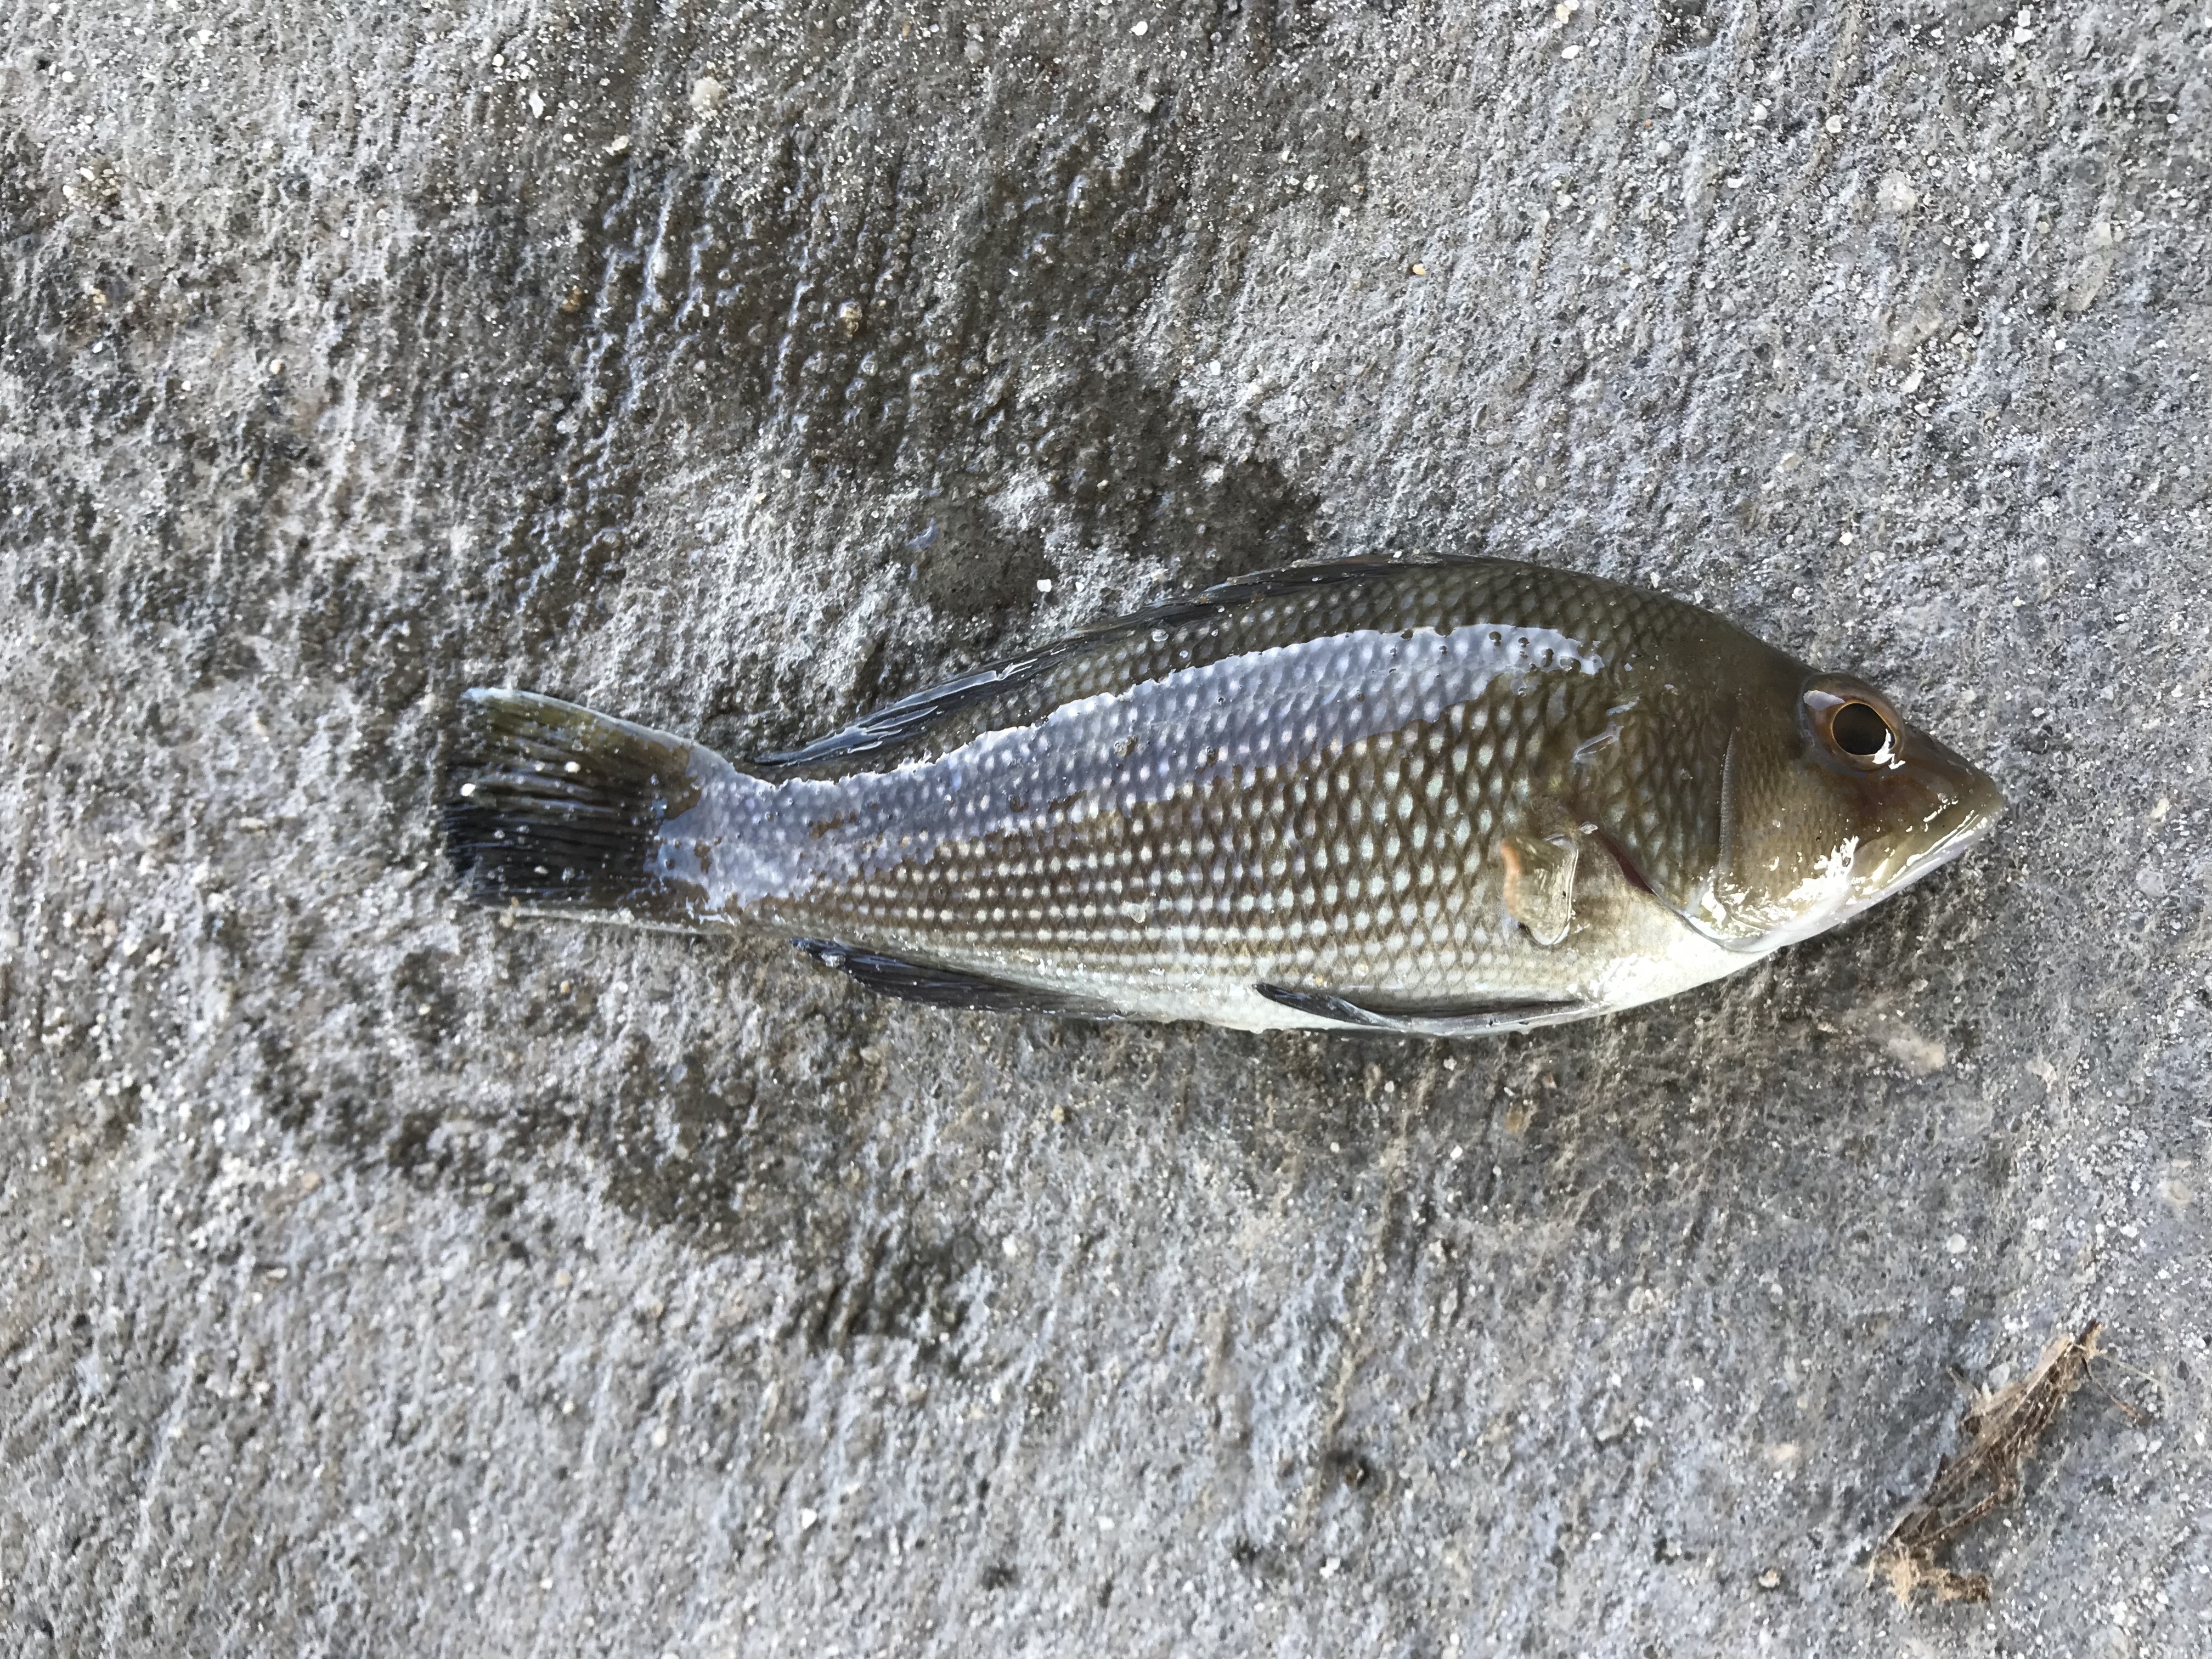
[443,556,2003,1036]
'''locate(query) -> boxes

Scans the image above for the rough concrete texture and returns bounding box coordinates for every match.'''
[3,0,2209,1653]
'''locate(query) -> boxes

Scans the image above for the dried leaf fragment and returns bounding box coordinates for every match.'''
[1869,1320,2115,1606]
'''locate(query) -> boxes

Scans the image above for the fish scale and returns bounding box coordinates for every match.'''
[730,569,1702,986]
[444,554,2004,1036]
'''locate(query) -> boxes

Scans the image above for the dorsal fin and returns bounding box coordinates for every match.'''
[752,555,1486,777]
[1060,557,1434,643]
[753,653,1063,774]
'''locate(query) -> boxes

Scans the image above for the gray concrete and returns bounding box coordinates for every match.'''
[3,0,2208,1653]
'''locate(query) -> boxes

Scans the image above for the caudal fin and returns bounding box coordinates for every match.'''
[442,689,717,923]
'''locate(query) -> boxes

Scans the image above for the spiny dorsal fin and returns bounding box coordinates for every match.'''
[753,555,1489,777]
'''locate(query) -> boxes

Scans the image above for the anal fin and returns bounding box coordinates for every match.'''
[795,939,1108,1015]
[1256,984,1588,1037]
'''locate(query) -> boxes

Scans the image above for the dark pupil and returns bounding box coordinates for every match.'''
[1832,702,1891,757]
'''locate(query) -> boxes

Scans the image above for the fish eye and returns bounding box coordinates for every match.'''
[1802,679,1901,768]
[1830,700,1893,759]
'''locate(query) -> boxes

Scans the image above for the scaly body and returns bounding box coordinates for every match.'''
[446,556,2002,1036]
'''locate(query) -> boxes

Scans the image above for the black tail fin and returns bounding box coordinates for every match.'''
[442,689,715,922]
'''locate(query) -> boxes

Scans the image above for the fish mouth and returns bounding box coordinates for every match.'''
[1722,732,2005,955]
[1867,726,2005,881]
[1863,779,2002,892]
[1833,744,2005,922]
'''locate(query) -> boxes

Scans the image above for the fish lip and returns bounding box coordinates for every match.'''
[1713,751,2005,956]
[1854,719,2005,873]
[1875,800,1997,890]
[1892,732,2006,864]
[1831,762,2006,920]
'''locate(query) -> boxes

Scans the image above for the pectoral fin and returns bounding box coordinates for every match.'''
[1500,832,1580,946]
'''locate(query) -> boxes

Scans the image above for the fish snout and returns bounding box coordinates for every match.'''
[1850,722,2005,894]
[1899,723,2006,842]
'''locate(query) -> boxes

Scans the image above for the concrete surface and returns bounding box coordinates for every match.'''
[3,1,2209,1654]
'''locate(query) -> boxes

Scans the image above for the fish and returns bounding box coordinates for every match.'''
[441,554,2004,1037]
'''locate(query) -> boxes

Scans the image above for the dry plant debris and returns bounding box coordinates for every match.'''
[1871,1320,2132,1605]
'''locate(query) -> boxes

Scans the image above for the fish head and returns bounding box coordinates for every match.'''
[1687,669,2005,951]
